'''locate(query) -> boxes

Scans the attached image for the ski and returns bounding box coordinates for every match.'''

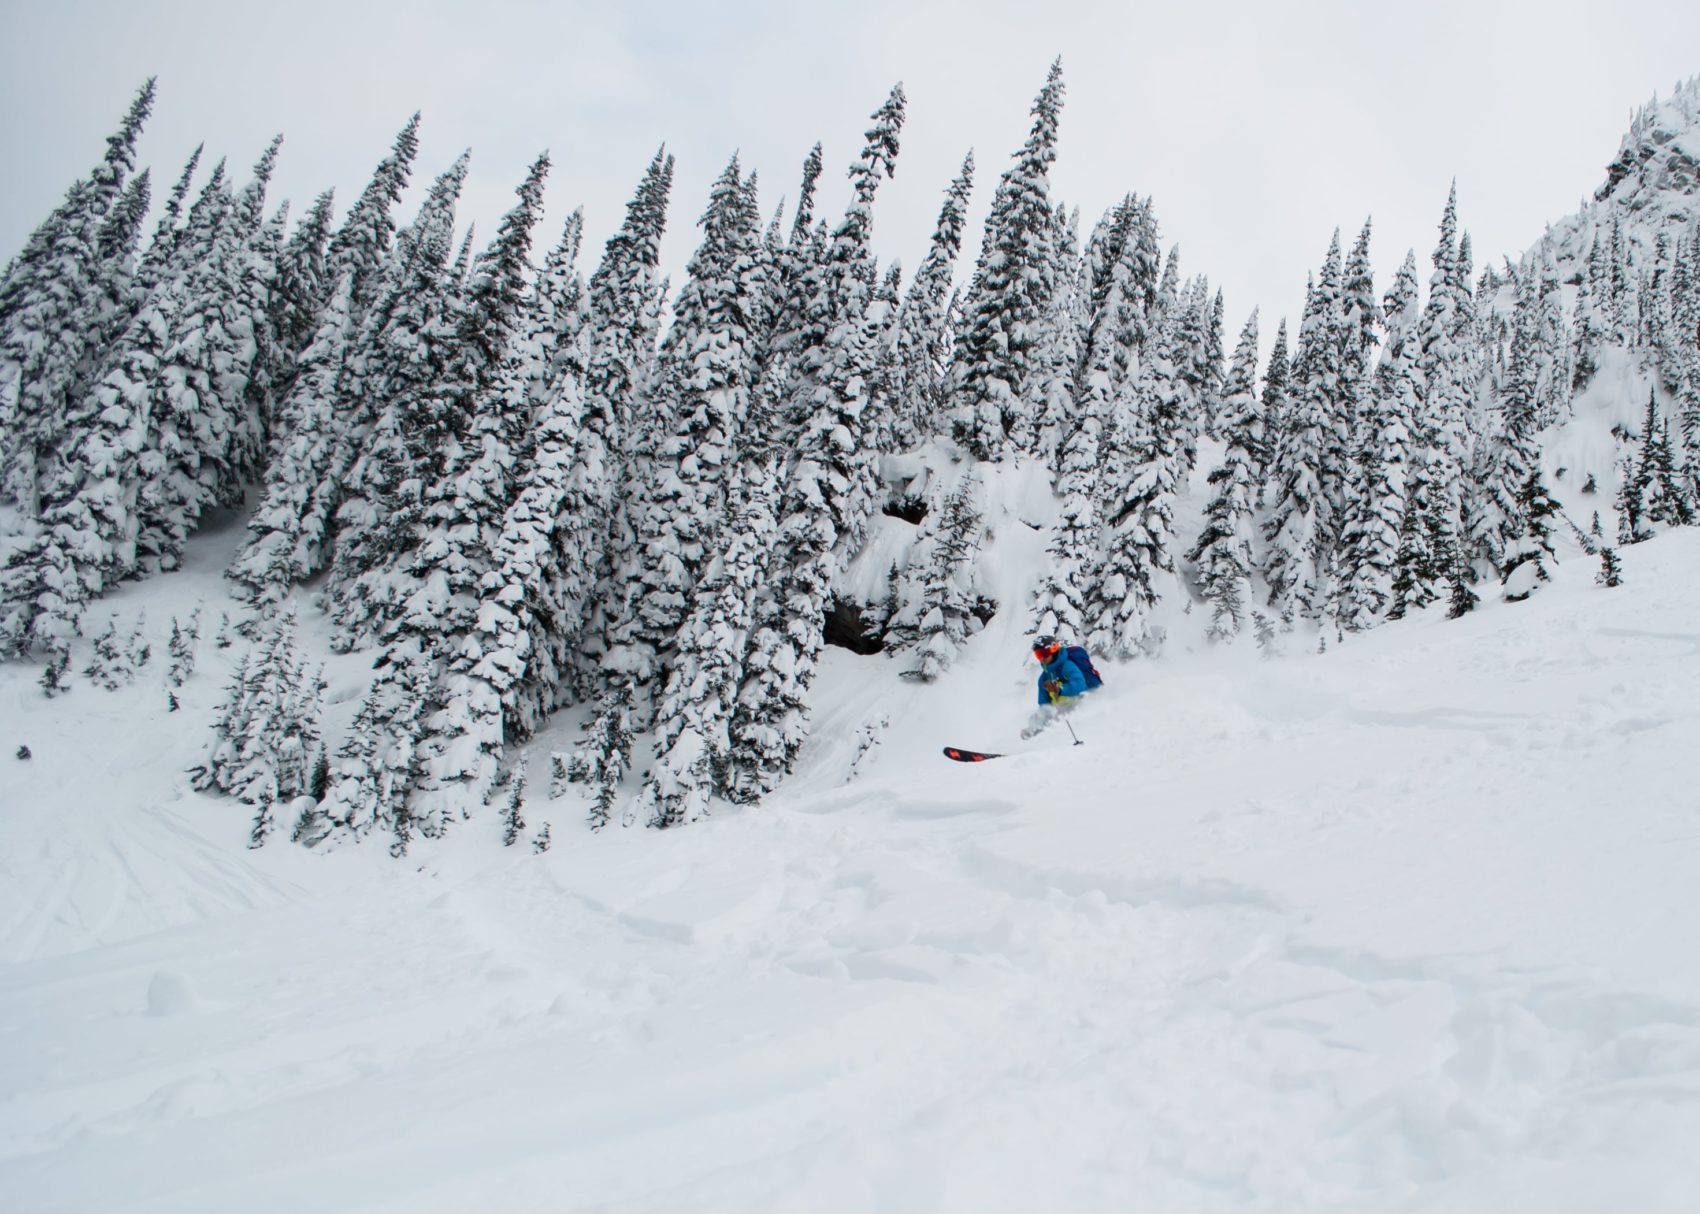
[943,746,1002,763]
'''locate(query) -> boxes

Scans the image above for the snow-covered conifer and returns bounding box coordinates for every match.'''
[902,472,989,680]
[1188,310,1262,640]
[1203,289,1227,431]
[864,259,906,452]
[0,160,220,651]
[1670,231,1700,485]
[0,172,200,649]
[462,367,591,753]
[401,154,557,826]
[1,79,154,512]
[1310,234,1355,561]
[325,114,421,319]
[500,759,528,846]
[890,153,974,449]
[1329,223,1379,587]
[0,270,172,655]
[1525,254,1570,429]
[1597,545,1624,587]
[1604,217,1632,346]
[268,189,337,399]
[1338,219,1380,426]
[1501,470,1561,601]
[529,207,588,408]
[574,686,635,831]
[134,136,284,571]
[134,143,203,294]
[1090,308,1184,658]
[191,605,322,847]
[197,650,252,782]
[126,612,151,670]
[1471,263,1552,573]
[1263,242,1343,623]
[774,84,903,561]
[308,746,331,805]
[325,154,470,649]
[601,154,764,720]
[721,85,906,800]
[407,156,674,822]
[1126,198,1163,341]
[1076,196,1141,398]
[1339,252,1419,630]
[1446,555,1480,619]
[555,148,675,695]
[82,616,132,690]
[449,225,477,293]
[1054,200,1167,648]
[1255,318,1290,493]
[228,272,357,606]
[408,153,550,599]
[1405,185,1477,605]
[950,60,1064,460]
[171,154,231,270]
[40,648,72,698]
[1030,380,1105,647]
[1031,205,1084,468]
[167,615,197,686]
[314,637,433,850]
[1388,487,1446,621]
[1627,390,1694,536]
[1571,271,1603,393]
[746,145,825,456]
[1171,271,1221,480]
[82,169,152,379]
[640,462,779,828]
[246,142,444,629]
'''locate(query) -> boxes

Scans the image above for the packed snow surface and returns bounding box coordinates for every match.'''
[4,509,1700,1212]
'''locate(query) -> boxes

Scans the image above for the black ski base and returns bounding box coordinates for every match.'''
[943,746,1002,763]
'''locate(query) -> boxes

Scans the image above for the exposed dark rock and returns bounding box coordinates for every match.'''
[823,598,885,655]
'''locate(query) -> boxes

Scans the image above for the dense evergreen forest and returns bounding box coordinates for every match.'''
[3,69,1699,852]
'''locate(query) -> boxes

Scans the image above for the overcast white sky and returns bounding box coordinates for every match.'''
[3,0,1697,346]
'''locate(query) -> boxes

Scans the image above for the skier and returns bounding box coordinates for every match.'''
[1021,635,1099,739]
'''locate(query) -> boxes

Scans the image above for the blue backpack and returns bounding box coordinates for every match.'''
[1065,645,1103,690]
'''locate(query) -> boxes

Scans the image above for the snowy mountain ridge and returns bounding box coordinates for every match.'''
[1526,75,1700,290]
[1596,76,1700,217]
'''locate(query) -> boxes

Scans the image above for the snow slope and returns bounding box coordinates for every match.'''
[5,459,1700,1211]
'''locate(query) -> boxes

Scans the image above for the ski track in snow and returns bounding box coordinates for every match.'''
[3,501,1700,1209]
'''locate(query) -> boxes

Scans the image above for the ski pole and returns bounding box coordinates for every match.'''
[1064,717,1083,746]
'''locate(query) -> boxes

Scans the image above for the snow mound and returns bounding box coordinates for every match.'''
[145,969,203,1017]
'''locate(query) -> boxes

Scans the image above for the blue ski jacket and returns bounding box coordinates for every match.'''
[1036,653,1088,705]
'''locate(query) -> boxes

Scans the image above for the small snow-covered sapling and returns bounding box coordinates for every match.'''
[127,613,151,669]
[40,649,72,698]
